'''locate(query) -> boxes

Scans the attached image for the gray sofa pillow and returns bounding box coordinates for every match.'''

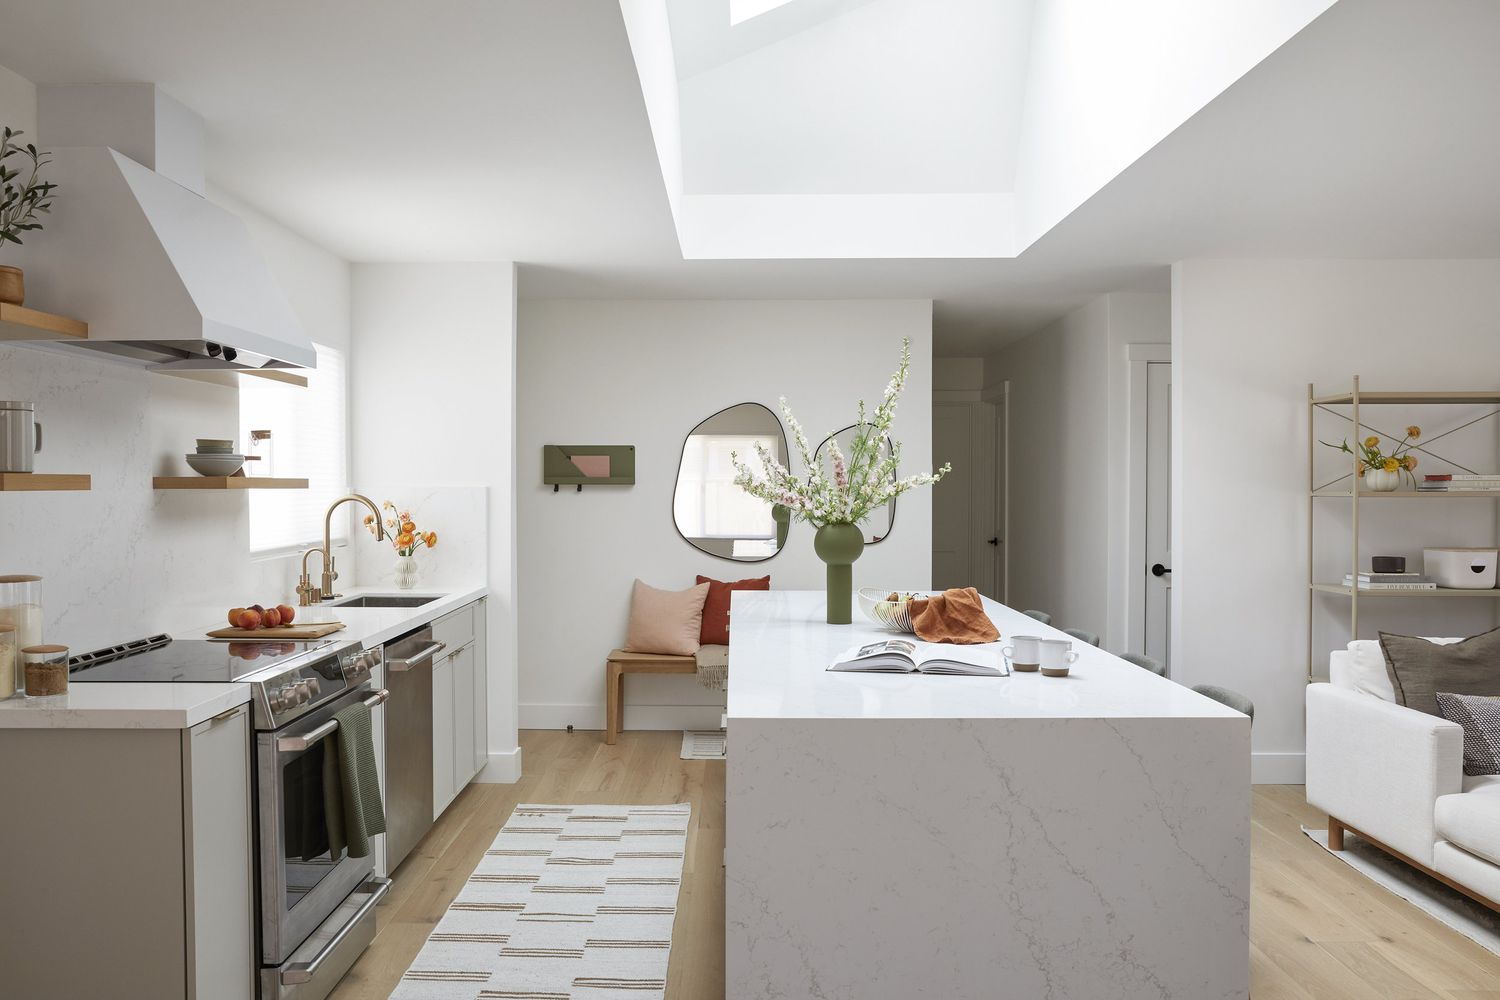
[1434,692,1500,775]
[1379,627,1500,717]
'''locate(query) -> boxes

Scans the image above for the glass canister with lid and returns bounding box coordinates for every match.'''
[0,575,42,695]
[22,644,69,697]
[0,624,15,700]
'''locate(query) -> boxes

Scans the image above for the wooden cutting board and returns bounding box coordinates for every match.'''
[206,621,347,640]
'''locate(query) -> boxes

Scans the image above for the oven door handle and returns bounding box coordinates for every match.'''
[279,876,392,985]
[387,640,446,673]
[275,689,388,752]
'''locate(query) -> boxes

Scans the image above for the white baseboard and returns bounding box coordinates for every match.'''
[476,745,523,784]
[1252,752,1305,785]
[522,701,726,733]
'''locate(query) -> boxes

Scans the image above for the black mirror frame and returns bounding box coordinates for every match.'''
[671,400,789,564]
[812,422,897,545]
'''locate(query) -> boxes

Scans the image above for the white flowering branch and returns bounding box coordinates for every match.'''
[732,337,950,528]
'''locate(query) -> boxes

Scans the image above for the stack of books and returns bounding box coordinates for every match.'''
[1419,474,1500,492]
[1342,571,1437,591]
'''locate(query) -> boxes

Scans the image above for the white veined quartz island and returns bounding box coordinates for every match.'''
[725,591,1249,1000]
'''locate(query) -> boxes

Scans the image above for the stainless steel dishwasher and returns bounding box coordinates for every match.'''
[382,625,446,870]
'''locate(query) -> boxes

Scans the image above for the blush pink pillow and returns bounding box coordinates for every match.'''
[624,579,710,656]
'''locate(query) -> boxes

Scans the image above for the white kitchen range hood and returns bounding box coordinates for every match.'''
[15,84,315,373]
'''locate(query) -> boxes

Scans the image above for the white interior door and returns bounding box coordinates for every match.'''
[932,402,974,591]
[1144,361,1172,670]
[932,401,997,594]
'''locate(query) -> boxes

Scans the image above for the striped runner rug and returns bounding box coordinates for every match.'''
[392,803,691,1000]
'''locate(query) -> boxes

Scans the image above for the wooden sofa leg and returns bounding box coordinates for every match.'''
[1328,816,1346,851]
[606,660,622,745]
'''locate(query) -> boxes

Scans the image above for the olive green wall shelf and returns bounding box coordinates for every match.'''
[543,445,636,491]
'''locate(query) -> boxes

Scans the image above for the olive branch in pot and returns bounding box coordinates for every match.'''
[1,127,58,248]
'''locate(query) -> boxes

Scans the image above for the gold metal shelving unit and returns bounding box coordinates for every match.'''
[1307,376,1500,679]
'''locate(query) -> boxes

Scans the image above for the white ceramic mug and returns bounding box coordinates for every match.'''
[1002,634,1042,672]
[1038,638,1079,677]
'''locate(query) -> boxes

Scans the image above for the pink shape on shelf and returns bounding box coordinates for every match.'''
[569,454,611,478]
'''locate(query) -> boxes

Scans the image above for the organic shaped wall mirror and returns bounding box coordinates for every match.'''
[673,402,789,562]
[814,423,895,544]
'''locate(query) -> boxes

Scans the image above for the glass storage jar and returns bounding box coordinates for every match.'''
[22,644,69,697]
[0,624,15,700]
[0,575,42,666]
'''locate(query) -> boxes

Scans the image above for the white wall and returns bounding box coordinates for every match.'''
[351,263,519,781]
[517,299,934,731]
[0,62,37,134]
[1172,259,1500,783]
[0,62,356,652]
[986,292,1169,647]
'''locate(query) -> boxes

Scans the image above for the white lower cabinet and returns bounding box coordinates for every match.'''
[432,599,488,820]
[433,649,456,819]
[0,704,255,1000]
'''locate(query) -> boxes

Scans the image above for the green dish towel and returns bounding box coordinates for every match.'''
[322,700,386,859]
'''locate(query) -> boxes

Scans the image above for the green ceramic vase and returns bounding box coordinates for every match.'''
[814,522,865,625]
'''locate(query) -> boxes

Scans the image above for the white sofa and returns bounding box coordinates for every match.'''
[1306,639,1500,911]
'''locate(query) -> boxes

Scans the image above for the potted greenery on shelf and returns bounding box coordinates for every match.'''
[732,337,951,624]
[1,127,58,306]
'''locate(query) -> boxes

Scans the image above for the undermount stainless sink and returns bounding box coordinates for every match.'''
[326,594,443,609]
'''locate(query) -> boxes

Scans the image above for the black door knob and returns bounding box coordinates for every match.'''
[987,537,1000,546]
[1151,563,1171,577]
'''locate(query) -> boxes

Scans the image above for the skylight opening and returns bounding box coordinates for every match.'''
[729,0,799,26]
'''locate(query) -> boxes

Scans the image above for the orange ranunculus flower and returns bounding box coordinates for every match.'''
[425,531,437,548]
[396,532,414,549]
[401,520,415,534]
[1364,436,1380,449]
[1382,457,1400,473]
[1405,455,1418,470]
[1407,425,1421,439]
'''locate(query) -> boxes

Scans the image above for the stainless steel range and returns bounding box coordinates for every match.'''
[71,634,391,1000]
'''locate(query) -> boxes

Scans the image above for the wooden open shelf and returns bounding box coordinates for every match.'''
[0,302,88,342]
[1312,583,1500,599]
[0,473,91,492]
[153,476,309,491]
[1312,390,1500,406]
[1312,489,1500,498]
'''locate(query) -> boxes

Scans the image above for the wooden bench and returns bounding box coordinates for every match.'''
[605,649,696,744]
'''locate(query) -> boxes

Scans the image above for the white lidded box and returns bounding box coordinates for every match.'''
[1424,548,1499,589]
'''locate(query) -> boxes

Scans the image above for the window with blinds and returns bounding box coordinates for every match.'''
[239,343,350,554]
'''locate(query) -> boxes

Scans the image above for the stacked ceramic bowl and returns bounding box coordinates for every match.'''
[186,438,245,477]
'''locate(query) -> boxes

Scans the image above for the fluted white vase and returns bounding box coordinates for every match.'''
[394,554,419,590]
[1363,468,1401,492]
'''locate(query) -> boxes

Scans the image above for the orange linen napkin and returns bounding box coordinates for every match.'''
[908,587,1000,645]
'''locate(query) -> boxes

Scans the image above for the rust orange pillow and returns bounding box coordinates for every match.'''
[696,574,770,646]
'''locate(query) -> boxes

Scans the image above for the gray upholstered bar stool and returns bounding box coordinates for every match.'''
[1022,610,1051,626]
[1192,684,1255,723]
[1119,652,1166,676]
[1063,627,1100,647]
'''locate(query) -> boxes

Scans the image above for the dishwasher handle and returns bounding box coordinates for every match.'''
[388,641,445,673]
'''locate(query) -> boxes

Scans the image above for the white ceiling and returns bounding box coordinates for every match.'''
[1,0,1499,355]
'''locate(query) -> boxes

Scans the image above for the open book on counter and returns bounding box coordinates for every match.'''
[829,638,1010,677]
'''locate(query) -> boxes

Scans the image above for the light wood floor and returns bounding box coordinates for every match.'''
[331,732,1500,1000]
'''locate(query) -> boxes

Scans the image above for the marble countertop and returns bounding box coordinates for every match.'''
[0,583,487,730]
[727,590,1244,721]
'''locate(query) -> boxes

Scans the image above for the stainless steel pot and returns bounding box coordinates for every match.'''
[0,402,41,474]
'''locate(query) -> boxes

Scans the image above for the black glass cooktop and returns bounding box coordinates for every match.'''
[70,634,334,684]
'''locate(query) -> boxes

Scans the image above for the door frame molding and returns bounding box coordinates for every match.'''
[1125,345,1171,655]
[982,381,1009,603]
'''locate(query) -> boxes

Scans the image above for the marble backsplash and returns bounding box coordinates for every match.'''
[0,345,352,653]
[352,484,488,592]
